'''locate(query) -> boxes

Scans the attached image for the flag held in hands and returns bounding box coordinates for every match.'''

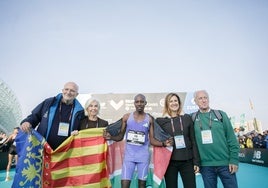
[12,128,111,188]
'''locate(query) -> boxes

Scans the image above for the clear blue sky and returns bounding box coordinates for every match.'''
[1,1,267,130]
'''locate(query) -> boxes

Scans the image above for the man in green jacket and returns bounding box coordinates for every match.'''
[193,90,239,188]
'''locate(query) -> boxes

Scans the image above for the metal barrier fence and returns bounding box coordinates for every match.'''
[239,148,268,167]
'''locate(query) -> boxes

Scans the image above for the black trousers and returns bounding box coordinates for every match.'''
[164,159,196,188]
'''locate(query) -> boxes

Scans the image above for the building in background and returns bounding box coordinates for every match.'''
[0,79,22,134]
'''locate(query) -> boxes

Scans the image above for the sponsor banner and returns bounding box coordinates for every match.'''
[239,148,268,167]
[77,92,197,123]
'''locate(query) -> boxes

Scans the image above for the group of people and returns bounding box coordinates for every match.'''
[238,131,268,149]
[17,81,239,188]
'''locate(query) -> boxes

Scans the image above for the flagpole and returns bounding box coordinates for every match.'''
[249,98,259,132]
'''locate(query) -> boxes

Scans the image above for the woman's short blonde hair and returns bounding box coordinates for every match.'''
[84,98,100,116]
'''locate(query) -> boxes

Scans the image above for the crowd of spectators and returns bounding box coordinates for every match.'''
[235,128,268,149]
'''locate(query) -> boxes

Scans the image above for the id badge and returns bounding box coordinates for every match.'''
[58,122,70,136]
[201,130,213,144]
[174,135,186,149]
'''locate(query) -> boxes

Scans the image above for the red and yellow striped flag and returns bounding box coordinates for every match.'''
[42,128,111,188]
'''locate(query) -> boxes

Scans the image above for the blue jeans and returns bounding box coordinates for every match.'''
[200,166,238,188]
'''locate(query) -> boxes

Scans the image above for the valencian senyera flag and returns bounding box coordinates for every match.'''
[12,129,46,188]
[12,128,111,188]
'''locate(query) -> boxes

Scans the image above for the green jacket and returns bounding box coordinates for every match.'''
[193,110,239,166]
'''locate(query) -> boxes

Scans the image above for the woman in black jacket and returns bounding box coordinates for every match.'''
[72,98,108,136]
[155,93,200,188]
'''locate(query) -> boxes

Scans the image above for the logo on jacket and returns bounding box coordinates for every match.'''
[43,111,48,118]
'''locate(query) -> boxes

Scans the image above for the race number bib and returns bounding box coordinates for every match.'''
[127,130,145,146]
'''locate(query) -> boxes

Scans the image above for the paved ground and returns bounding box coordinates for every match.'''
[0,163,267,187]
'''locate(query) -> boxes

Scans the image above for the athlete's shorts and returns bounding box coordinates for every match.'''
[8,145,17,155]
[121,160,149,181]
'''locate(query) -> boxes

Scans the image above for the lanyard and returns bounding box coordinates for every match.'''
[197,112,212,130]
[171,116,183,136]
[59,102,74,123]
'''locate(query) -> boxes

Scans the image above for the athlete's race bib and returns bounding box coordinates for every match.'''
[127,130,145,146]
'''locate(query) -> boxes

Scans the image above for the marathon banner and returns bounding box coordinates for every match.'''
[239,148,268,167]
[77,92,198,123]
